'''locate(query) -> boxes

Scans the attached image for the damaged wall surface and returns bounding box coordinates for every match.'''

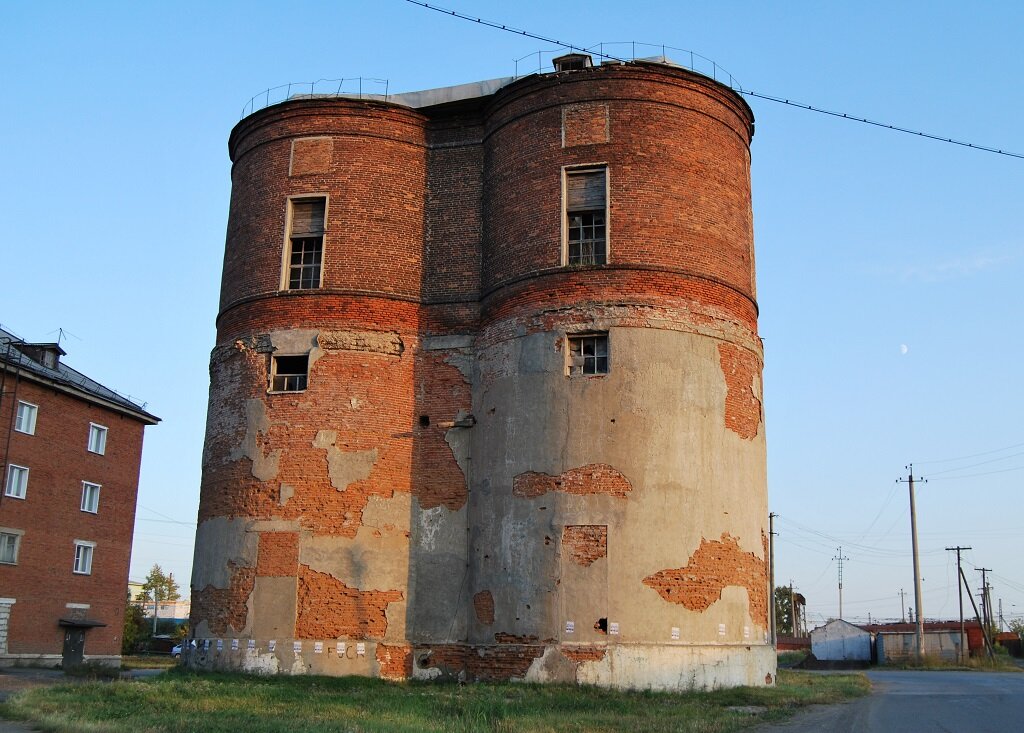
[190,56,772,691]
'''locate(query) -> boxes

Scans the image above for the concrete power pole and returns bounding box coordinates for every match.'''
[769,512,777,646]
[898,465,926,660]
[833,547,849,620]
[899,588,907,623]
[946,546,971,664]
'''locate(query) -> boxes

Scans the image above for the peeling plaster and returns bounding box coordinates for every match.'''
[444,411,472,480]
[416,506,449,552]
[313,430,379,491]
[229,399,281,481]
[318,329,404,356]
[191,518,258,589]
[279,482,295,506]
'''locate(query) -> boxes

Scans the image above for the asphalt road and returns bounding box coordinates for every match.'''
[754,670,1024,733]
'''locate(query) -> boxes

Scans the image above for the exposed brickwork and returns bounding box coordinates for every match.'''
[561,646,607,663]
[411,352,471,511]
[493,633,539,644]
[642,533,768,628]
[417,643,545,681]
[190,562,255,636]
[473,590,495,625]
[376,642,413,680]
[295,565,403,640]
[0,374,152,659]
[513,464,631,499]
[255,532,299,577]
[562,525,608,567]
[563,103,609,147]
[717,342,762,440]
[290,137,332,176]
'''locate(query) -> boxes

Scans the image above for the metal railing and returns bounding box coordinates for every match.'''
[513,42,742,91]
[240,77,390,120]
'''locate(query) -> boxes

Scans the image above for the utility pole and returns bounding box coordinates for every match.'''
[960,564,995,660]
[898,465,926,660]
[769,513,777,646]
[898,588,907,623]
[833,547,849,620]
[946,546,971,664]
[977,568,992,632]
[789,581,797,638]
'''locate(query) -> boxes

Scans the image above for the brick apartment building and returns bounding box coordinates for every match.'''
[190,53,770,690]
[0,327,159,667]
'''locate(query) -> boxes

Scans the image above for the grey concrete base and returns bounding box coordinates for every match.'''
[565,643,777,691]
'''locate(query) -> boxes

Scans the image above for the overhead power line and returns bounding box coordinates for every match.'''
[406,0,1024,160]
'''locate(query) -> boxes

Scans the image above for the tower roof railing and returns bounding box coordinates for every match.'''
[239,43,741,121]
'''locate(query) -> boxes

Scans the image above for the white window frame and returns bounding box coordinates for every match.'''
[4,464,28,499]
[14,401,38,435]
[88,423,108,455]
[566,332,610,377]
[562,164,609,266]
[280,195,328,291]
[0,529,24,565]
[81,482,101,513]
[73,540,96,575]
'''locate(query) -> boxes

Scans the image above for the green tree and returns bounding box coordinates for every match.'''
[1009,618,1024,639]
[775,587,793,637]
[141,564,181,635]
[121,593,147,655]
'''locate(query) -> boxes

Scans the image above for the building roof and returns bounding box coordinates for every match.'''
[0,326,160,424]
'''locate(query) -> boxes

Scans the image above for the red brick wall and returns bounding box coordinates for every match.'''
[0,378,148,657]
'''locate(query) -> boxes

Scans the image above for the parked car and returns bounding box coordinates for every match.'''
[171,643,182,659]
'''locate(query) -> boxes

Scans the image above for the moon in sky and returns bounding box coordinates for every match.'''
[900,344,909,355]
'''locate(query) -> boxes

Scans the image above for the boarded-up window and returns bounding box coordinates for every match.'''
[565,168,607,265]
[286,197,326,290]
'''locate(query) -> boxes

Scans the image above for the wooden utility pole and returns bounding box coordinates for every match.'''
[960,565,995,660]
[789,581,797,638]
[769,513,777,646]
[977,567,992,632]
[898,465,925,660]
[945,546,971,663]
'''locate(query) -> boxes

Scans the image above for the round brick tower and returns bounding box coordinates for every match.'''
[463,60,769,689]
[191,57,770,690]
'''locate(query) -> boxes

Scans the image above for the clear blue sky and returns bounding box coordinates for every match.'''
[3,1,1021,628]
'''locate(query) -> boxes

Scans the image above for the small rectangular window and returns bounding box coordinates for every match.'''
[285,197,326,290]
[567,333,609,376]
[88,423,108,455]
[0,530,22,564]
[15,401,37,435]
[271,354,309,392]
[4,465,28,499]
[73,541,95,575]
[565,167,607,266]
[81,482,101,513]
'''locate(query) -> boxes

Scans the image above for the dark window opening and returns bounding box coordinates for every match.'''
[568,333,609,376]
[272,354,308,392]
[418,415,430,427]
[595,617,608,634]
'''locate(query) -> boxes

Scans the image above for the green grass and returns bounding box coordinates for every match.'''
[0,668,869,733]
[120,655,179,670]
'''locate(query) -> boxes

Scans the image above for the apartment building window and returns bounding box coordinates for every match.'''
[270,354,309,392]
[567,333,609,376]
[0,530,23,564]
[73,541,95,575]
[88,423,107,455]
[81,482,101,513]
[565,167,607,265]
[285,197,326,290]
[4,465,28,499]
[14,401,37,435]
